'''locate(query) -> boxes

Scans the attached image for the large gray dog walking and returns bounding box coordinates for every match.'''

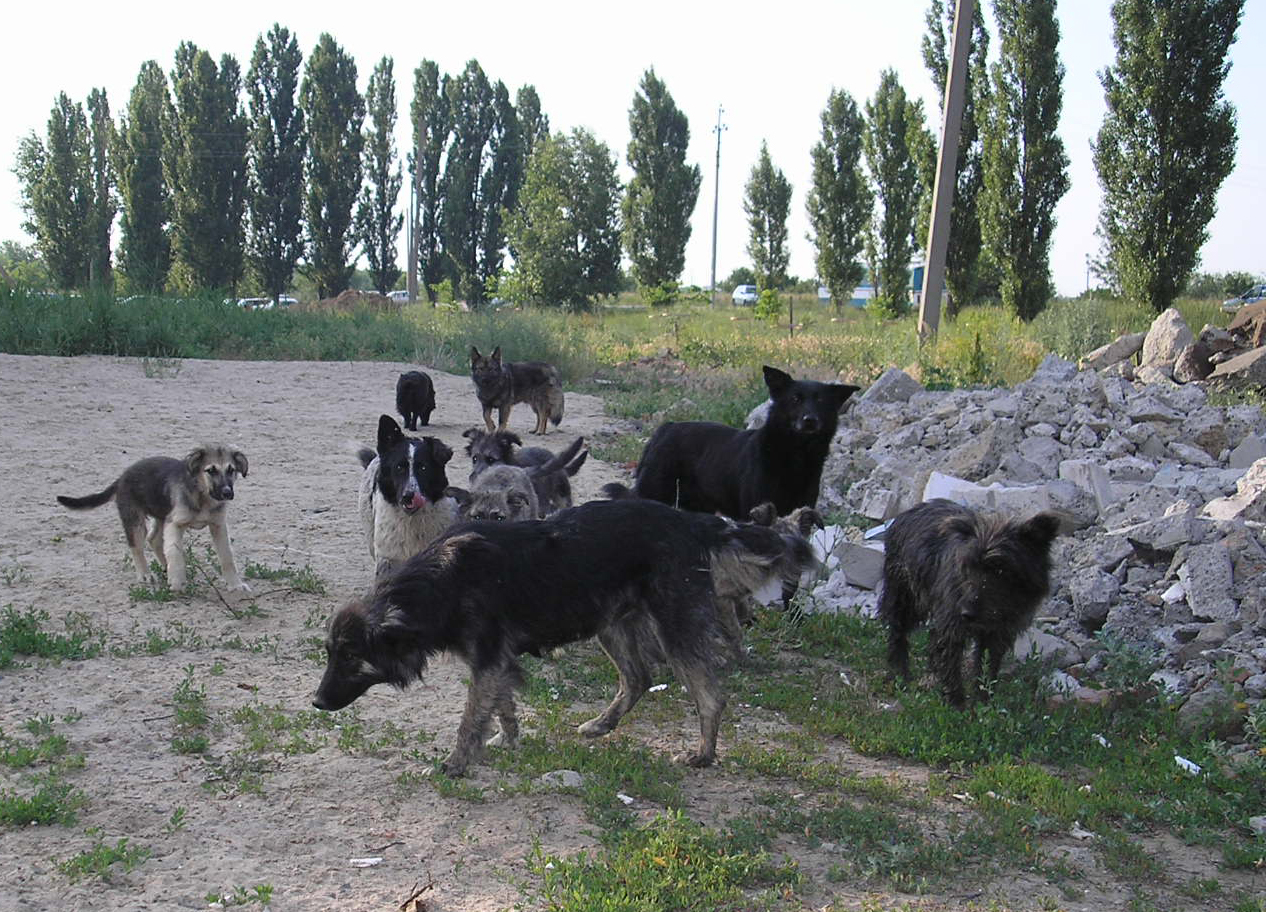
[56,445,250,592]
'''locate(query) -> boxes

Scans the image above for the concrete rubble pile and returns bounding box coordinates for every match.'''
[792,306,1266,739]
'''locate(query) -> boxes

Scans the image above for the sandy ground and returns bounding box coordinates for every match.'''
[0,354,636,911]
[0,354,1257,912]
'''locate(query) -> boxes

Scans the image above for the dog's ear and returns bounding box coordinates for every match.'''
[462,427,483,441]
[826,384,862,412]
[1019,511,1064,551]
[503,432,523,448]
[748,502,777,526]
[230,450,249,478]
[762,366,794,397]
[431,440,453,465]
[184,447,207,477]
[794,507,825,536]
[377,415,404,454]
[491,346,502,364]
[470,346,481,366]
[444,486,471,511]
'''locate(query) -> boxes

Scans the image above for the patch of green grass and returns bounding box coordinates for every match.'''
[0,772,87,826]
[0,563,31,586]
[0,606,105,667]
[244,560,327,594]
[202,750,272,796]
[229,702,340,756]
[525,810,800,911]
[0,718,72,768]
[171,666,211,755]
[57,828,151,882]
[205,884,274,907]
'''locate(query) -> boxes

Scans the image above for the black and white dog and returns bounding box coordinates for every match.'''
[357,415,456,579]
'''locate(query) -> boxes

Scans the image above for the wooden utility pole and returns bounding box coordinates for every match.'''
[918,0,975,344]
[406,153,419,303]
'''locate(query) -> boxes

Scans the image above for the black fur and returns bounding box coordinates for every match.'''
[624,366,859,518]
[313,498,799,776]
[879,499,1062,707]
[396,370,436,430]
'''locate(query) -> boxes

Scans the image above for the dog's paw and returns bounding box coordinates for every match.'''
[438,757,469,778]
[231,580,252,594]
[577,717,613,739]
[673,750,716,768]
[485,730,517,750]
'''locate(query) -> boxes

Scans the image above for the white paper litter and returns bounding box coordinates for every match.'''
[648,683,668,692]
[616,792,634,805]
[349,857,383,867]
[1174,755,1202,776]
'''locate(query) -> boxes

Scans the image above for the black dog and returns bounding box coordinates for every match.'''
[463,428,588,515]
[610,366,859,518]
[313,498,810,776]
[879,499,1062,707]
[396,370,436,430]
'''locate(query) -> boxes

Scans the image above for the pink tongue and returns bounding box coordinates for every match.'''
[407,492,426,509]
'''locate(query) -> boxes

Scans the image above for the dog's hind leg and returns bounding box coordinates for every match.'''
[209,517,249,593]
[579,623,652,738]
[497,405,512,432]
[667,656,725,768]
[124,514,152,583]
[879,577,916,681]
[145,519,167,573]
[443,662,506,776]
[486,661,522,750]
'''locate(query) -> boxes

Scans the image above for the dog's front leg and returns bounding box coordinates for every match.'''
[496,405,511,432]
[442,663,503,776]
[482,405,496,433]
[670,660,725,768]
[485,679,520,750]
[209,518,250,593]
[162,523,188,591]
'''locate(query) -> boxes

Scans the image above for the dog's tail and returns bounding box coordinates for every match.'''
[57,483,117,511]
[356,446,377,469]
[531,436,586,479]
[601,481,635,500]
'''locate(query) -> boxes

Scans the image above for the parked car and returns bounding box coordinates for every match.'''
[817,285,831,303]
[1222,283,1266,313]
[732,284,758,306]
[388,289,410,303]
[236,297,270,311]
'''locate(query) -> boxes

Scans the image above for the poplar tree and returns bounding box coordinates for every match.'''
[246,24,305,303]
[355,55,403,294]
[14,94,93,289]
[300,33,364,299]
[922,0,991,313]
[116,61,173,292]
[980,0,1069,320]
[477,81,522,298]
[621,69,701,297]
[1093,0,1244,313]
[86,89,115,288]
[863,69,921,317]
[166,43,248,292]
[743,141,792,290]
[409,60,450,303]
[807,88,872,308]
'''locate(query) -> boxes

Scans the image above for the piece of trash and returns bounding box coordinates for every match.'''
[1092,733,1110,748]
[349,856,383,867]
[1161,581,1186,604]
[951,793,975,804]
[1070,822,1095,840]
[616,792,635,805]
[1079,784,1093,793]
[1174,755,1202,776]
[648,684,668,692]
[839,671,852,686]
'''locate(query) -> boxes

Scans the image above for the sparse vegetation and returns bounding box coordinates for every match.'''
[57,828,151,882]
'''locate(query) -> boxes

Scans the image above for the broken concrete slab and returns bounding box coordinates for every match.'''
[1228,434,1266,469]
[1141,307,1195,369]
[1177,542,1238,622]
[1058,460,1117,514]
[835,541,885,590]
[1209,346,1266,385]
[858,367,924,405]
[1081,332,1145,371]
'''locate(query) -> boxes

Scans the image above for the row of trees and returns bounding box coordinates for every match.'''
[13,0,1247,317]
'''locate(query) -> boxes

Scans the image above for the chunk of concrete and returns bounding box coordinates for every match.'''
[1228,434,1266,469]
[1210,346,1266,385]
[1177,542,1238,622]
[859,367,924,405]
[835,542,885,590]
[1141,307,1195,369]
[1058,460,1117,514]
[1081,332,1145,371]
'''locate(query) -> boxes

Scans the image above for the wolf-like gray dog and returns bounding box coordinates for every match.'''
[57,445,250,592]
[470,345,564,435]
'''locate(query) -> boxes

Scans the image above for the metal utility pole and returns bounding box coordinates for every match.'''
[709,105,726,307]
[918,0,975,344]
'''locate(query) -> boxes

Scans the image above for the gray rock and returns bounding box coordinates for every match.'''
[1058,460,1117,515]
[1172,341,1215,383]
[1082,332,1145,371]
[1176,685,1246,739]
[1177,542,1238,622]
[1032,353,1079,381]
[1017,436,1065,477]
[1069,569,1119,632]
[1210,346,1266,386]
[1104,456,1158,482]
[1014,629,1080,668]
[1168,441,1218,468]
[538,769,585,789]
[836,542,885,590]
[1250,816,1266,838]
[1243,674,1266,700]
[1127,396,1183,424]
[1141,307,1195,369]
[1228,435,1266,470]
[859,367,924,405]
[1202,457,1266,522]
[1181,410,1229,458]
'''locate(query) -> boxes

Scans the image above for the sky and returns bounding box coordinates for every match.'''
[2,0,1263,297]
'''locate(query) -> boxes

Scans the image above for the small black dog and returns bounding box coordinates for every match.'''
[610,366,859,518]
[463,428,588,514]
[313,498,808,776]
[879,499,1062,707]
[396,370,436,430]
[470,346,564,435]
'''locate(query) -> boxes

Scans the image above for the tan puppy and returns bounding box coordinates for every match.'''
[57,445,250,592]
